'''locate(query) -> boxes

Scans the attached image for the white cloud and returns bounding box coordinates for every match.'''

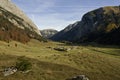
[28,6,97,31]
[28,12,83,31]
[33,0,55,13]
[12,0,101,31]
[12,0,120,31]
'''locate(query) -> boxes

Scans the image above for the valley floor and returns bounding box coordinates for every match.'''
[0,39,120,80]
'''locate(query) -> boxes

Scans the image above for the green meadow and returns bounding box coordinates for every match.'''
[0,39,120,80]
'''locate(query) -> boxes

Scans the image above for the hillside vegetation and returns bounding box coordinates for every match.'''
[51,6,120,45]
[0,39,120,80]
[0,7,45,43]
[0,0,40,35]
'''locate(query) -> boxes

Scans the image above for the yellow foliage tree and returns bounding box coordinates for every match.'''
[106,23,118,32]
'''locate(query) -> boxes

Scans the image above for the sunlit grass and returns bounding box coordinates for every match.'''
[0,39,120,80]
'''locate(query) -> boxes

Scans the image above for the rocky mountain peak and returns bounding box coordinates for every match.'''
[0,0,41,35]
[40,29,58,38]
[0,0,44,43]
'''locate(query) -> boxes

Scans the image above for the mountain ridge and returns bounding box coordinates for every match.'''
[51,6,120,45]
[0,0,41,35]
[40,29,58,38]
[0,0,44,43]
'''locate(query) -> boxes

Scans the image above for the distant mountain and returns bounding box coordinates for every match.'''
[0,0,43,43]
[51,6,120,45]
[40,29,58,38]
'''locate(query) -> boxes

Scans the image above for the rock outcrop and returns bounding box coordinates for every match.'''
[40,29,58,38]
[0,0,41,35]
[51,6,120,45]
[3,67,17,76]
[0,0,43,43]
[66,75,89,80]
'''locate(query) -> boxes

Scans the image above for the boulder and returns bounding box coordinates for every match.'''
[67,75,89,80]
[3,67,17,76]
[54,47,68,52]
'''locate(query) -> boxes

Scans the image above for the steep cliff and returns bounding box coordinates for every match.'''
[0,0,44,43]
[0,0,41,35]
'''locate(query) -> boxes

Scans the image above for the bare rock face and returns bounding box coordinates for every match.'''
[3,67,17,76]
[51,6,120,45]
[40,29,58,38]
[0,0,41,35]
[0,0,44,42]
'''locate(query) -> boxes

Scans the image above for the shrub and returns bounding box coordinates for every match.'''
[106,23,117,32]
[16,57,32,71]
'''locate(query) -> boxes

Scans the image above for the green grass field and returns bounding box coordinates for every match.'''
[0,39,120,80]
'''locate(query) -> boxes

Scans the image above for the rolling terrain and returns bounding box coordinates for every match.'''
[0,1,120,80]
[0,40,120,80]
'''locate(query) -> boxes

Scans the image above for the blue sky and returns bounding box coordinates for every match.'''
[11,0,120,31]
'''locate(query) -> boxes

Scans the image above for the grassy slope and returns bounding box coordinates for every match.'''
[0,39,120,80]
